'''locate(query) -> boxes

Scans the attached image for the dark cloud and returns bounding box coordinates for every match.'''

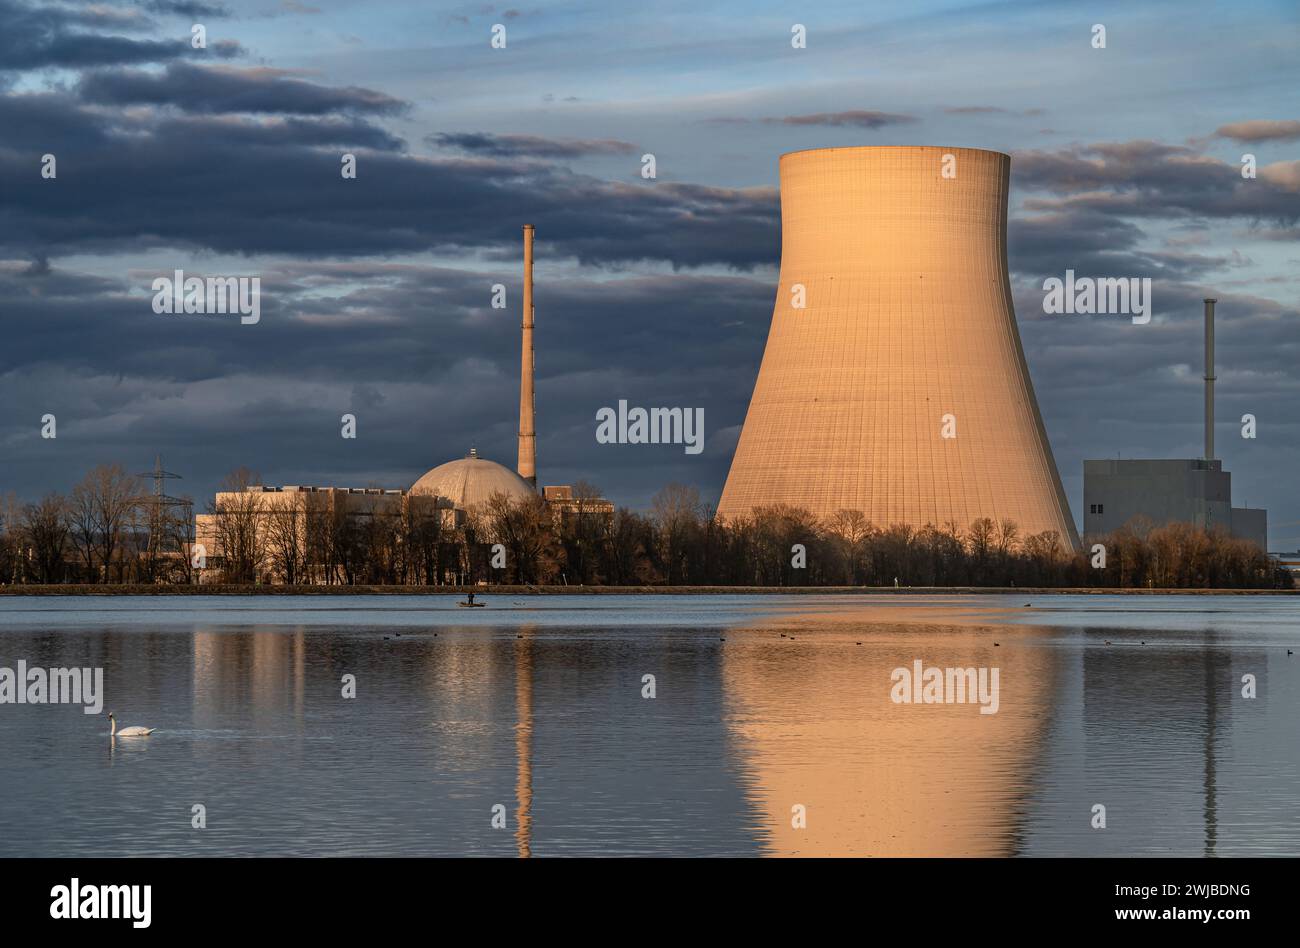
[1007,207,1245,285]
[429,132,638,159]
[0,0,186,70]
[1008,208,1153,277]
[139,1,231,17]
[768,110,918,129]
[0,89,115,150]
[78,62,406,115]
[0,260,771,507]
[0,91,777,268]
[1012,141,1300,224]
[211,38,243,58]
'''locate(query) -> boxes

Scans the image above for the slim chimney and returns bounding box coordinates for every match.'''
[518,225,537,487]
[1204,298,1216,461]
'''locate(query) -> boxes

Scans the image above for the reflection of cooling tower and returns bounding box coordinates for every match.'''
[721,619,1056,856]
[719,146,1079,548]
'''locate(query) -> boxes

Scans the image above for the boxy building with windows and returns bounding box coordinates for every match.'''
[1082,458,1267,549]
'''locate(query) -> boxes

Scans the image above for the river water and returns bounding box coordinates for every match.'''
[0,594,1296,857]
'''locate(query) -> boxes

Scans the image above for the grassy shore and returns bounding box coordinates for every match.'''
[0,584,1293,596]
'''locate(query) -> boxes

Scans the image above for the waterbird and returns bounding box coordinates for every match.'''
[1288,649,1294,656]
[108,712,155,738]
[1104,640,1112,645]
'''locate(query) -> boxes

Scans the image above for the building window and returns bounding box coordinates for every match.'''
[1089,504,1104,514]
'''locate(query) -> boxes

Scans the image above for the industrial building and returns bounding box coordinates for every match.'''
[194,225,611,581]
[718,146,1079,548]
[1083,459,1266,548]
[543,485,616,526]
[1082,299,1268,550]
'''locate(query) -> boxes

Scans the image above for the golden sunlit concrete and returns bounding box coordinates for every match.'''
[719,146,1079,548]
[722,619,1056,856]
[411,449,536,509]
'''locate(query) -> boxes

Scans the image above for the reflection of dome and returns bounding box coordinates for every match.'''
[410,448,535,510]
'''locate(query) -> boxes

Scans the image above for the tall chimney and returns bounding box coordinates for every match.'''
[1204,298,1216,460]
[518,224,537,487]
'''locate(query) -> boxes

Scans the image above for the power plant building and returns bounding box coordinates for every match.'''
[194,225,611,581]
[1082,300,1268,550]
[1083,459,1266,549]
[718,146,1079,548]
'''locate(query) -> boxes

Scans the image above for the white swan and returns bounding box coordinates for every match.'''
[108,711,156,738]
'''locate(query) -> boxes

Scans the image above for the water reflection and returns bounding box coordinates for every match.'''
[0,595,1296,857]
[722,622,1057,855]
[514,628,533,859]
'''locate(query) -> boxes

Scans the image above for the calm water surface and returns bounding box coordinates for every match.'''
[1,594,1297,857]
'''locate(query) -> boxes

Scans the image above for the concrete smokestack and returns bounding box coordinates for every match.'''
[1204,298,1216,460]
[518,224,537,487]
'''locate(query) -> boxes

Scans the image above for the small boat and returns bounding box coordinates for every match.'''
[458,601,486,608]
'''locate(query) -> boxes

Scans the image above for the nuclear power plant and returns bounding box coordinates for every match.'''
[194,225,612,582]
[718,146,1080,549]
[410,222,539,510]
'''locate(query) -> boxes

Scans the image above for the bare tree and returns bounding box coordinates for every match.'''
[399,494,444,584]
[557,480,607,584]
[650,483,702,584]
[68,464,142,582]
[602,508,651,585]
[484,491,558,584]
[265,493,305,585]
[827,509,872,584]
[21,494,71,583]
[208,468,266,583]
[68,481,97,580]
[0,492,23,583]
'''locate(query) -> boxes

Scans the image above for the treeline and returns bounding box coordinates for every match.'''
[0,470,1289,589]
[0,463,192,584]
[542,485,1284,590]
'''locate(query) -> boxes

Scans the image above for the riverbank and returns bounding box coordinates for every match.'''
[0,584,1294,596]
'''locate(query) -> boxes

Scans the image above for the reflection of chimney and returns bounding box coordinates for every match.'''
[1204,298,1216,460]
[518,225,536,488]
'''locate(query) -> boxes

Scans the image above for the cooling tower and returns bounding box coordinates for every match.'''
[718,146,1079,549]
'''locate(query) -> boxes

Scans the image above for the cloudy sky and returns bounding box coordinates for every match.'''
[1,0,1297,545]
